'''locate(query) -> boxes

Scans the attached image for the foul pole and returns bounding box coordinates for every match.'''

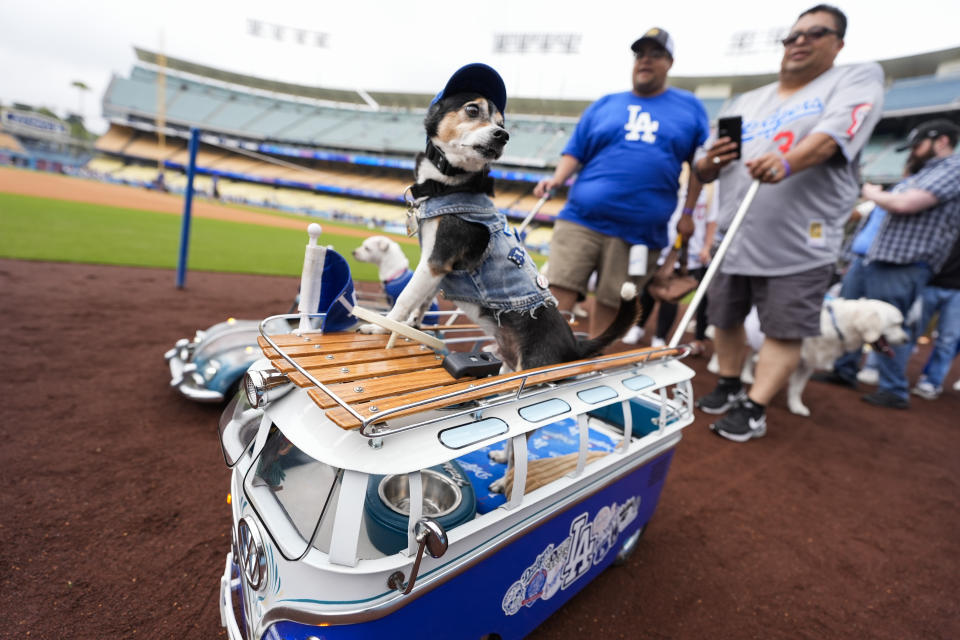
[176,127,200,288]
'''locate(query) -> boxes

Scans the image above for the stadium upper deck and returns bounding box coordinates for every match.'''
[104,47,959,177]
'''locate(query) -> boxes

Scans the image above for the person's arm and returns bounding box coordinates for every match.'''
[676,166,702,239]
[534,154,581,198]
[743,132,838,183]
[861,183,938,215]
[699,221,718,265]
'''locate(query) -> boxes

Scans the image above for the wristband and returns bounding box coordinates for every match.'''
[781,157,792,178]
[682,207,694,216]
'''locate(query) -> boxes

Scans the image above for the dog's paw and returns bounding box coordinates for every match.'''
[488,477,506,494]
[619,281,638,300]
[358,323,389,335]
[788,401,811,417]
[488,448,509,464]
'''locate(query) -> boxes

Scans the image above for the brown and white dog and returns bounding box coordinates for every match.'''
[359,64,638,372]
[358,65,638,491]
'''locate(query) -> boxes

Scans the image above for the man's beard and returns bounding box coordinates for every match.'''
[905,147,935,175]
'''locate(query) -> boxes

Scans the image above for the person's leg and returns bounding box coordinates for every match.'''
[592,235,657,337]
[830,257,870,382]
[711,265,831,442]
[714,325,747,376]
[655,300,678,342]
[547,220,602,313]
[862,262,932,405]
[749,338,803,405]
[697,272,752,414]
[691,267,709,342]
[921,287,960,390]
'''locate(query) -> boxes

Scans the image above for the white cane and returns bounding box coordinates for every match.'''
[668,179,761,348]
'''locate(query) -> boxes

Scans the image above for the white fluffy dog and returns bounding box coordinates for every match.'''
[352,236,410,296]
[708,298,909,417]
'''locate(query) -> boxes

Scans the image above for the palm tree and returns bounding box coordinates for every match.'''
[71,80,90,119]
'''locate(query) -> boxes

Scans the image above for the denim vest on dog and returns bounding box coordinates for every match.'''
[417,192,556,315]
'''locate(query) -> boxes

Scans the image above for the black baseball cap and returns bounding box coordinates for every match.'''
[631,27,675,58]
[896,118,960,151]
[432,63,507,115]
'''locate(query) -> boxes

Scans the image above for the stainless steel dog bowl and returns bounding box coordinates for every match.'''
[378,469,462,518]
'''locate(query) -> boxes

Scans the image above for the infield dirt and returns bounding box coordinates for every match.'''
[1,257,958,639]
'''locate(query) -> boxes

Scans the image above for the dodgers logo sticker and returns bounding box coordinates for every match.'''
[501,496,641,615]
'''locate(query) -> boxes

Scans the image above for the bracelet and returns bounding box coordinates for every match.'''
[682,207,694,216]
[781,157,792,178]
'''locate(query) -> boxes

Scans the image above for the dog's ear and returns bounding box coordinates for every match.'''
[377,237,390,252]
[854,307,884,344]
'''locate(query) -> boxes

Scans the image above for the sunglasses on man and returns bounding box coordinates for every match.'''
[781,26,839,47]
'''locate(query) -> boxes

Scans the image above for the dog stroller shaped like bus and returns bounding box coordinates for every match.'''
[215,224,708,639]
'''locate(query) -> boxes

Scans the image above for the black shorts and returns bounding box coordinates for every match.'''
[706,264,834,340]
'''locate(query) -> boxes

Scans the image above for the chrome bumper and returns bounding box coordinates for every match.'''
[219,552,245,640]
[168,357,225,402]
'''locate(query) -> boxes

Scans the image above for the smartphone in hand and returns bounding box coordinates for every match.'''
[717,116,742,159]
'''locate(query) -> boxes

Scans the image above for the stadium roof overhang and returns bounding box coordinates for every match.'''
[137,45,960,118]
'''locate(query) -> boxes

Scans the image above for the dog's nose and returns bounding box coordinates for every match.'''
[492,127,510,142]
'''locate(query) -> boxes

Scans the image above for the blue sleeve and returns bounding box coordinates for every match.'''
[690,95,710,160]
[561,98,602,162]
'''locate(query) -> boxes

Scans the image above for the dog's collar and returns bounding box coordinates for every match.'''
[425,140,467,176]
[826,302,846,343]
[383,267,408,284]
[410,173,495,199]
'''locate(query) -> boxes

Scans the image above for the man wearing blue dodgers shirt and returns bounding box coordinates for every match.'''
[693,4,885,442]
[534,28,709,337]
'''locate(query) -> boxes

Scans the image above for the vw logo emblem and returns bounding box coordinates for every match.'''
[237,517,266,590]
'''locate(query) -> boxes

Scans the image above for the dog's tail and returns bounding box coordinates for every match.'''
[573,282,639,359]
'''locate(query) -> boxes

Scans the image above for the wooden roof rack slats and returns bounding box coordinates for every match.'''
[258,333,395,349]
[269,344,432,374]
[282,353,445,387]
[320,347,684,430]
[307,368,470,409]
[261,337,417,358]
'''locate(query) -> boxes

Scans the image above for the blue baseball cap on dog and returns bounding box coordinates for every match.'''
[432,63,507,115]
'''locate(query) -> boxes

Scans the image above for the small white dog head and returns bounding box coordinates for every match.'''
[848,298,909,355]
[352,235,409,281]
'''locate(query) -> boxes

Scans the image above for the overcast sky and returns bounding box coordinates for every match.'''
[1,0,956,133]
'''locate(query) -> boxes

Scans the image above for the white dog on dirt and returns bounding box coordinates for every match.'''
[708,298,909,417]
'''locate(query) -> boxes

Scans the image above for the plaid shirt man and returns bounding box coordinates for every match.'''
[867,154,960,271]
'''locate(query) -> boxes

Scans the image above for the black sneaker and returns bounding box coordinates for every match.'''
[810,370,858,390]
[710,402,767,442]
[697,385,747,415]
[862,390,909,409]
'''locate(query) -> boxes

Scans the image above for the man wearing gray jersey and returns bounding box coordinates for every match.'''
[692,4,884,442]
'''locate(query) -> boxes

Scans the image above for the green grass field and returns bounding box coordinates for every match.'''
[0,192,424,281]
[0,191,547,281]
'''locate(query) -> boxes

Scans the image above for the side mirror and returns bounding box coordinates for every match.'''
[387,517,448,595]
[417,518,449,559]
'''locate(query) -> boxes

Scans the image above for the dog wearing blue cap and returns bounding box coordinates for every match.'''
[360,63,639,376]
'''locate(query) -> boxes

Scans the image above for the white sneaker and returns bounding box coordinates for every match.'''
[857,368,879,386]
[622,325,644,345]
[651,336,666,348]
[911,380,941,400]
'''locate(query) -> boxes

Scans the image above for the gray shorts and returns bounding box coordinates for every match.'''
[706,264,834,340]
[548,219,660,308]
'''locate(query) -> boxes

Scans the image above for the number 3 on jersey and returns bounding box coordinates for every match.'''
[625,105,659,143]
